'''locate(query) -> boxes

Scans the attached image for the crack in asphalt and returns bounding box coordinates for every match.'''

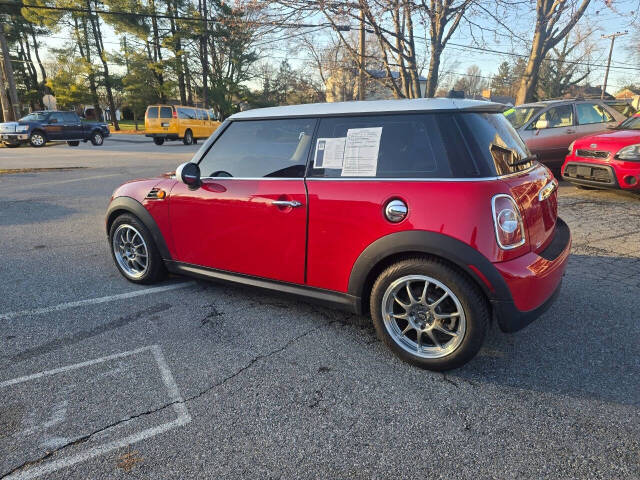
[0,323,326,479]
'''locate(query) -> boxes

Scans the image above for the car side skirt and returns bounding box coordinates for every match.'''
[165,261,361,314]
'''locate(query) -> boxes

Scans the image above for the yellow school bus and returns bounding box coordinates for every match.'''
[145,105,221,145]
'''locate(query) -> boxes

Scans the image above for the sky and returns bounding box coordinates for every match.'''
[37,0,640,96]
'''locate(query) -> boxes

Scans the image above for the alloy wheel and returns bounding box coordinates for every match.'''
[112,224,149,279]
[381,274,466,359]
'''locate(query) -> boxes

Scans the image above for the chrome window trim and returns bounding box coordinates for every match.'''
[195,163,538,182]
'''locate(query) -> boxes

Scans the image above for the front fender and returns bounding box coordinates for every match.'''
[105,196,172,260]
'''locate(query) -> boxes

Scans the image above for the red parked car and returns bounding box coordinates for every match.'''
[562,113,640,191]
[106,99,571,370]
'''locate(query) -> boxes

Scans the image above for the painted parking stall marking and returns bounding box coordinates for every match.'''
[1,345,191,480]
[0,282,193,321]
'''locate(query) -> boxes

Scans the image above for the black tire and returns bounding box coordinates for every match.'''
[29,131,46,147]
[108,213,166,284]
[370,257,489,371]
[182,129,193,145]
[4,142,20,148]
[91,131,104,146]
[153,137,165,146]
[67,140,80,146]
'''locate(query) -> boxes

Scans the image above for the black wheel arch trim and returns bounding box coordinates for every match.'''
[105,196,172,260]
[347,230,512,303]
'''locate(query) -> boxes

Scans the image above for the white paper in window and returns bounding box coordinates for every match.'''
[313,137,346,169]
[341,127,383,177]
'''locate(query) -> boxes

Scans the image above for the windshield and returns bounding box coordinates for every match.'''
[19,112,48,122]
[615,116,640,130]
[504,106,542,129]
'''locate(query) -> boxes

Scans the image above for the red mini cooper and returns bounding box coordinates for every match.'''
[106,99,571,370]
[562,113,640,191]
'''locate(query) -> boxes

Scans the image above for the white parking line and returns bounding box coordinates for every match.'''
[1,345,191,480]
[0,282,193,321]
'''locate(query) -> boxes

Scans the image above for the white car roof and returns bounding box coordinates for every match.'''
[229,98,507,120]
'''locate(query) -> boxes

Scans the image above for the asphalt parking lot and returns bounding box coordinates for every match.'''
[1,136,639,479]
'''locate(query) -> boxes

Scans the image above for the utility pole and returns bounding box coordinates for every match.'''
[601,31,627,99]
[358,6,365,101]
[0,21,19,120]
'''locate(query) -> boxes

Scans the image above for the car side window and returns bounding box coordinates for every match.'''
[62,112,77,122]
[178,107,196,119]
[198,119,316,178]
[49,113,65,124]
[576,103,614,125]
[308,113,482,178]
[530,105,574,129]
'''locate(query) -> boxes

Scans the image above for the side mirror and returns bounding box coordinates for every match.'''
[176,162,201,188]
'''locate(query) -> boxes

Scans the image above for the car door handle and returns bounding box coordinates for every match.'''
[271,200,303,208]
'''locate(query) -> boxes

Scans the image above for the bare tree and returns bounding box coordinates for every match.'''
[513,0,591,104]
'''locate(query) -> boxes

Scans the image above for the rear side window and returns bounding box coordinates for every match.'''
[308,113,485,178]
[159,107,173,119]
[528,105,573,129]
[147,107,158,119]
[62,112,77,122]
[177,107,196,119]
[198,119,316,178]
[458,113,532,176]
[576,103,614,124]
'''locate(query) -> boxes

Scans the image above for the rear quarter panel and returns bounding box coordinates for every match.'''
[305,179,520,293]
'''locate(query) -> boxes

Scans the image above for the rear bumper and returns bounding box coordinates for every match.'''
[492,217,572,333]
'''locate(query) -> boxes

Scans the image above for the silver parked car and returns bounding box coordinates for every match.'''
[505,98,626,171]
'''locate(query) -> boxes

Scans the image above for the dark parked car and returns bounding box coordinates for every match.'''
[106,98,571,371]
[505,99,626,172]
[0,111,110,148]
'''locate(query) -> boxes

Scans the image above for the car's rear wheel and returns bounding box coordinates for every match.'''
[370,257,488,371]
[153,137,165,146]
[109,214,166,284]
[91,131,104,146]
[29,131,46,147]
[67,140,80,146]
[182,129,193,145]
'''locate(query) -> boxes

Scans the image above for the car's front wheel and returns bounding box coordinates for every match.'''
[29,131,46,147]
[182,129,193,145]
[153,137,165,146]
[370,257,488,371]
[109,213,166,284]
[91,131,104,146]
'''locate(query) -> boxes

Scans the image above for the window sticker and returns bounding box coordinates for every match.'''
[341,127,383,177]
[313,137,346,169]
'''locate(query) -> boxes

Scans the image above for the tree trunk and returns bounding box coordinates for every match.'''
[29,24,47,90]
[77,16,102,120]
[516,28,546,104]
[0,24,19,119]
[199,0,209,107]
[169,0,186,104]
[88,0,119,130]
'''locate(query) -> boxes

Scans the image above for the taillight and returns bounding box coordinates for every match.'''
[172,108,177,119]
[491,194,526,250]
